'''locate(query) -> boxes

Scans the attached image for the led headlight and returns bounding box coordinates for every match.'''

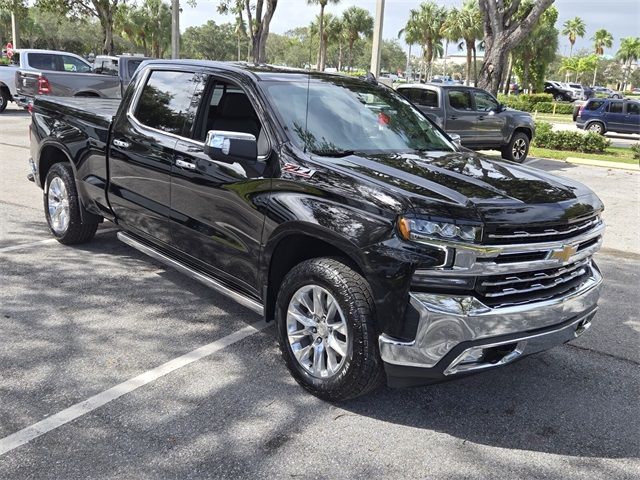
[398,216,482,243]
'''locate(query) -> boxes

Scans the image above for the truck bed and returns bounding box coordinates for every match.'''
[35,96,120,129]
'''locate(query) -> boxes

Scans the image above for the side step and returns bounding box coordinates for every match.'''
[117,231,264,316]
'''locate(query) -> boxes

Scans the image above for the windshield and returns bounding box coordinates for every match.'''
[263,78,454,155]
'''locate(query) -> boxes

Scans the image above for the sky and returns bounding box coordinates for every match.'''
[181,0,640,56]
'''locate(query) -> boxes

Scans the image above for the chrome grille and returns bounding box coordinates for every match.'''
[485,216,601,245]
[475,260,592,307]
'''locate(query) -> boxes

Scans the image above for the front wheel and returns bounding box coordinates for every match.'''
[275,258,384,401]
[44,163,98,244]
[501,132,530,163]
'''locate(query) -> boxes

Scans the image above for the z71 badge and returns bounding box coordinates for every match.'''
[282,163,316,178]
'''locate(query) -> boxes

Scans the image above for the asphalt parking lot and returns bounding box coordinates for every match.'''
[1,104,639,479]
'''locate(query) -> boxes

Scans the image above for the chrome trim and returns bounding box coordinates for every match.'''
[487,218,600,239]
[482,265,587,298]
[443,309,596,375]
[175,159,197,170]
[117,232,263,315]
[378,265,602,369]
[480,259,588,287]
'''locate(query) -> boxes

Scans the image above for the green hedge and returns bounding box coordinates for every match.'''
[533,121,610,153]
[498,94,573,114]
[632,143,640,160]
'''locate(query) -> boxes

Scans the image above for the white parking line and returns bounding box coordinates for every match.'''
[0,228,118,254]
[0,321,270,456]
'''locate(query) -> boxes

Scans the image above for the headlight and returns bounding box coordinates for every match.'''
[398,216,482,243]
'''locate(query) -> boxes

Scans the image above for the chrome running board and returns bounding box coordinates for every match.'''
[117,231,264,316]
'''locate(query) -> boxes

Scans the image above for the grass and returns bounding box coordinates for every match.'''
[532,112,574,124]
[530,146,639,165]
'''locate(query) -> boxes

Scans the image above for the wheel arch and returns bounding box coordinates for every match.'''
[512,126,533,141]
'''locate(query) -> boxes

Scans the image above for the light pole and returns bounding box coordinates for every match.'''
[171,0,180,59]
[11,11,19,49]
[370,0,385,77]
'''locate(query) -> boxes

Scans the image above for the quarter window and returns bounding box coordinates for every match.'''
[585,100,604,111]
[448,90,473,110]
[134,70,199,135]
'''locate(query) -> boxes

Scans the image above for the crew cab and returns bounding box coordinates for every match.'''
[93,54,151,89]
[396,83,535,162]
[28,61,604,400]
[14,49,122,108]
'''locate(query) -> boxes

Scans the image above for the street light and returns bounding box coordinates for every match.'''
[171,0,180,59]
[370,0,385,77]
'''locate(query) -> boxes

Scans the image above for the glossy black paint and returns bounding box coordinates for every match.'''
[30,60,604,342]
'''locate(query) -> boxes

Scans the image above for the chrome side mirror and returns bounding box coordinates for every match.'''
[204,130,258,164]
[448,133,462,148]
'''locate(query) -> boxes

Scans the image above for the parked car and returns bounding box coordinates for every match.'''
[13,49,122,108]
[566,83,589,100]
[397,83,535,161]
[543,80,576,102]
[93,54,151,89]
[28,60,604,400]
[0,57,19,112]
[592,86,623,99]
[576,98,640,134]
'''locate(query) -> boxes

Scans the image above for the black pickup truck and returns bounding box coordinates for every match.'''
[28,61,604,400]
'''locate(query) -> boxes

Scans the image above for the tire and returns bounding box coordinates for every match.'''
[586,122,605,135]
[44,163,98,244]
[275,257,385,401]
[0,88,9,113]
[554,94,564,102]
[501,132,530,163]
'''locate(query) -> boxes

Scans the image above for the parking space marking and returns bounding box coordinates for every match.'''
[0,321,270,456]
[0,228,118,254]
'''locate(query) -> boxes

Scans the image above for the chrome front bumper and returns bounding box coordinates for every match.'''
[379,264,602,374]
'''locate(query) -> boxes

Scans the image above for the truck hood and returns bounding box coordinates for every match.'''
[326,150,602,223]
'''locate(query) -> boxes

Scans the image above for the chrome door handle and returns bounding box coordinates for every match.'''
[175,159,196,170]
[113,139,131,149]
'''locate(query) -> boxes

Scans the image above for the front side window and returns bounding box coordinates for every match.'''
[263,79,453,155]
[626,102,639,115]
[61,55,92,73]
[608,102,623,114]
[134,70,199,135]
[448,90,473,111]
[473,91,498,112]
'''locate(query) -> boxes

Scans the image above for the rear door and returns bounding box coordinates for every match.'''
[624,101,640,134]
[17,52,59,98]
[444,88,478,145]
[169,73,273,297]
[108,67,200,245]
[471,89,505,146]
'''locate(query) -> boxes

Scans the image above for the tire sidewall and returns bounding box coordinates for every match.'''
[588,122,604,135]
[505,132,529,162]
[0,90,7,113]
[44,163,81,241]
[275,260,371,397]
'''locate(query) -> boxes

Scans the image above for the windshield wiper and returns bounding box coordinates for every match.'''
[310,149,356,158]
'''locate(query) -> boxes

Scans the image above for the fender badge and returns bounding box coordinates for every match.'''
[283,163,316,178]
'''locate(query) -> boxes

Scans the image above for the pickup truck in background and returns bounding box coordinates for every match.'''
[28,61,604,400]
[397,83,535,162]
[0,61,19,112]
[93,54,151,89]
[14,49,122,107]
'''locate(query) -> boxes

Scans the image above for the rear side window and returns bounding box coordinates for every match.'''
[448,90,473,110]
[400,88,438,108]
[608,102,623,114]
[585,100,604,111]
[127,60,144,78]
[95,59,119,76]
[627,103,639,115]
[134,70,199,135]
[28,53,60,71]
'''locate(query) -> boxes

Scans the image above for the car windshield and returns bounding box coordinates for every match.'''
[262,77,454,155]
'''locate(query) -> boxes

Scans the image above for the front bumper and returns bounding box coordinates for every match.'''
[379,263,602,386]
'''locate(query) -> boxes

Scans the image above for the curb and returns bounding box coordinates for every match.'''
[563,157,639,171]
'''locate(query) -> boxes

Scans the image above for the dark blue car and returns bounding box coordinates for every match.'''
[577,98,640,135]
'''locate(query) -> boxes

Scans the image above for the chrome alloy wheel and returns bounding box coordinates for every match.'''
[48,177,70,234]
[587,123,603,134]
[286,285,349,379]
[512,138,528,160]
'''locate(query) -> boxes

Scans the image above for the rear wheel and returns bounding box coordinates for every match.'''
[554,94,564,102]
[587,122,605,135]
[275,257,384,401]
[501,132,530,163]
[44,163,98,244]
[0,88,9,113]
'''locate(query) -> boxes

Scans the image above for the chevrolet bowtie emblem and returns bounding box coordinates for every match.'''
[550,244,578,263]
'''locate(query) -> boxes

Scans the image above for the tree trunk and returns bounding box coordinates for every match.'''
[425,42,433,81]
[100,11,114,55]
[317,3,324,70]
[523,58,530,93]
[472,44,478,86]
[348,39,354,71]
[503,53,513,95]
[465,40,472,86]
[338,40,343,71]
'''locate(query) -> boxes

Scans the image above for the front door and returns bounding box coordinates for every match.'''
[604,100,625,132]
[472,90,505,146]
[169,75,273,297]
[444,89,478,146]
[108,68,200,244]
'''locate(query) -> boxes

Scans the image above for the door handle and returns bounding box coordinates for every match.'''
[478,115,485,120]
[449,115,458,120]
[113,139,131,149]
[175,158,197,170]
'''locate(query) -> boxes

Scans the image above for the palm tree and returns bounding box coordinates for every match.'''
[398,17,421,80]
[308,0,340,71]
[342,6,373,71]
[441,0,482,86]
[403,2,447,81]
[562,16,586,57]
[617,37,640,90]
[323,15,344,70]
[591,29,613,86]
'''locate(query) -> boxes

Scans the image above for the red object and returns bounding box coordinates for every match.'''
[578,105,585,118]
[6,42,13,59]
[37,76,51,95]
[378,112,390,126]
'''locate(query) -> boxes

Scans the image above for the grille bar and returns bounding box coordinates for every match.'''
[482,265,588,298]
[481,259,589,287]
[486,217,600,243]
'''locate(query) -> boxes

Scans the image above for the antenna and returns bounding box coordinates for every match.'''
[303,24,315,154]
